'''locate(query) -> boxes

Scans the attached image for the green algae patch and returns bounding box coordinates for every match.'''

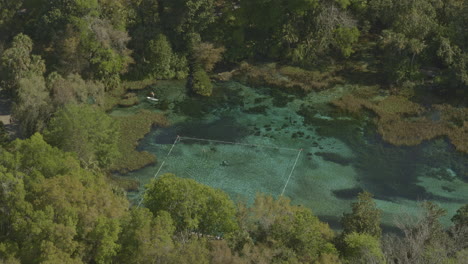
[333,94,468,154]
[112,110,169,173]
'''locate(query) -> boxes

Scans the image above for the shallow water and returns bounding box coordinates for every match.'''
[113,80,468,231]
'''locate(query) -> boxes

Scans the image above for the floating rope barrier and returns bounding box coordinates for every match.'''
[137,135,303,207]
[137,135,180,207]
[280,149,303,196]
[179,136,301,151]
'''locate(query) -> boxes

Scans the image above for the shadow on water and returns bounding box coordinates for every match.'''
[318,215,403,235]
[310,115,467,203]
[332,187,365,200]
[155,116,248,144]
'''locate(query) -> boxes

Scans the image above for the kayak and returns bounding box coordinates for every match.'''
[147,96,159,102]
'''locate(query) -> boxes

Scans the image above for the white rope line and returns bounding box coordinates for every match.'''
[280,149,302,196]
[179,136,300,151]
[137,136,180,207]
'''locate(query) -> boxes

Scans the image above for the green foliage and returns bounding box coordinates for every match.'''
[341,191,382,238]
[333,26,360,57]
[13,74,52,137]
[451,204,468,228]
[89,217,121,264]
[193,42,225,72]
[144,173,238,235]
[380,202,465,264]
[0,0,22,32]
[233,194,339,263]
[271,208,338,261]
[343,232,385,264]
[0,34,46,96]
[159,0,216,34]
[78,17,132,87]
[169,238,210,264]
[0,134,128,263]
[4,133,77,179]
[147,34,175,79]
[47,72,106,107]
[191,68,213,96]
[116,208,175,263]
[1,2,468,262]
[0,121,10,146]
[44,104,120,169]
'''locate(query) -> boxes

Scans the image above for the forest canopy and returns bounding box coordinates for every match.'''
[0,0,467,263]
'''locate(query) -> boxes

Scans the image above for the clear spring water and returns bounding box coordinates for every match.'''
[112,80,468,231]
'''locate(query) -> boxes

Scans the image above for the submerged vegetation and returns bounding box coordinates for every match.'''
[111,110,169,174]
[333,93,468,153]
[0,0,467,263]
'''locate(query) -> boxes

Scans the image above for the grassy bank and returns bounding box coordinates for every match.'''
[111,110,169,173]
[103,79,156,111]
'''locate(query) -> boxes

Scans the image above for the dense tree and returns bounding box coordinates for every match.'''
[449,204,468,254]
[146,34,176,79]
[159,0,216,36]
[193,42,225,72]
[0,34,46,96]
[0,121,9,146]
[343,232,385,264]
[452,204,468,229]
[341,191,382,238]
[143,173,238,235]
[1,1,468,263]
[44,104,120,169]
[116,208,175,264]
[0,134,128,263]
[0,0,23,34]
[47,72,106,108]
[191,68,213,96]
[13,75,51,137]
[381,202,456,264]
[231,194,339,263]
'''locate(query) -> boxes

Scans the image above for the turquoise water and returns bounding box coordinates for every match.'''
[113,80,468,231]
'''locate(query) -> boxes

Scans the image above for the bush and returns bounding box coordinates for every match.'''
[44,104,120,169]
[191,68,213,96]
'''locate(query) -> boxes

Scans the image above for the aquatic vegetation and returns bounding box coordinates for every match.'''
[111,110,169,173]
[103,79,155,110]
[123,79,156,91]
[229,63,344,93]
[118,93,139,107]
[244,105,268,115]
[333,94,468,154]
